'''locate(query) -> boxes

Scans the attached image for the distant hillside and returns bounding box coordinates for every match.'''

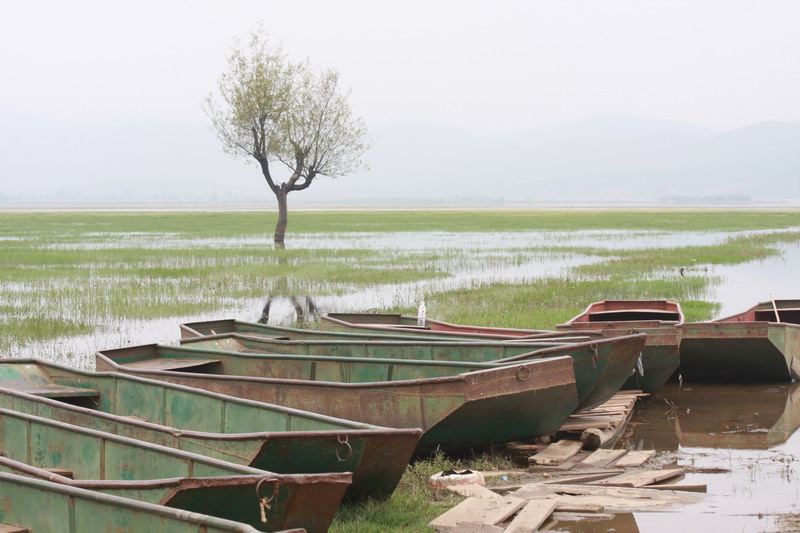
[1,113,798,205]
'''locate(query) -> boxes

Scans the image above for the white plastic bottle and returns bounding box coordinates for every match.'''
[417,301,427,327]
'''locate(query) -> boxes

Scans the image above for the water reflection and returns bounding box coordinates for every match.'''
[259,296,320,324]
[624,383,800,451]
[545,512,639,532]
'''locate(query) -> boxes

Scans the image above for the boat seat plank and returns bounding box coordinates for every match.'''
[5,384,100,399]
[122,358,221,372]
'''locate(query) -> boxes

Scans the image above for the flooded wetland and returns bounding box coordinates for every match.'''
[2,209,800,532]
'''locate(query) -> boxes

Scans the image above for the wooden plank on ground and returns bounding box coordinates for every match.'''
[428,497,526,529]
[446,484,502,499]
[590,468,685,488]
[558,419,611,431]
[575,449,628,469]
[509,483,704,512]
[504,500,557,533]
[645,483,707,493]
[529,440,583,466]
[540,471,623,485]
[613,450,656,468]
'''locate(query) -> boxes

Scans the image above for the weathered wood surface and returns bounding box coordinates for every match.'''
[589,468,685,488]
[645,483,707,493]
[503,500,557,533]
[429,497,526,529]
[613,450,656,467]
[575,449,628,468]
[529,440,583,466]
[446,484,502,499]
[539,471,623,485]
[435,523,503,533]
[510,482,704,511]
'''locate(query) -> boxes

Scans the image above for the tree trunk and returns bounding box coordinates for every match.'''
[274,187,289,245]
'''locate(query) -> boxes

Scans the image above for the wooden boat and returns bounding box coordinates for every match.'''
[0,407,349,533]
[178,333,645,411]
[182,318,478,342]
[0,470,271,533]
[318,313,596,341]
[678,299,800,382]
[96,344,582,455]
[556,300,684,392]
[0,358,419,500]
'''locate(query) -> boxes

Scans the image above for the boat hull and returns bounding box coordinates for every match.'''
[0,407,350,533]
[679,322,800,382]
[0,471,265,533]
[96,347,580,455]
[179,333,644,410]
[0,359,418,500]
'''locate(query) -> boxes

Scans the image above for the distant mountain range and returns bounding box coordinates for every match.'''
[2,113,798,205]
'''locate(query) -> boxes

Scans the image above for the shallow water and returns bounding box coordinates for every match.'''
[546,382,800,532]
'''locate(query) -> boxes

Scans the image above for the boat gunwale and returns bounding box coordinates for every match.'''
[96,346,576,391]
[0,384,421,442]
[0,358,404,430]
[709,299,800,324]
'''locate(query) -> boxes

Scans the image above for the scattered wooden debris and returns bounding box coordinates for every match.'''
[528,440,582,466]
[430,391,711,532]
[575,449,628,468]
[588,467,685,488]
[503,501,557,533]
[429,497,526,530]
[613,450,656,468]
[510,482,704,512]
[447,484,502,499]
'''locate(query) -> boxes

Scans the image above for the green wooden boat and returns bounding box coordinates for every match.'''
[679,299,800,382]
[0,407,350,533]
[317,312,596,341]
[182,317,591,343]
[556,300,684,392]
[181,318,479,342]
[178,333,645,411]
[0,470,274,533]
[96,344,581,454]
[0,359,419,500]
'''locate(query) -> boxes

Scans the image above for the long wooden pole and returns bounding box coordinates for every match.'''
[770,293,782,322]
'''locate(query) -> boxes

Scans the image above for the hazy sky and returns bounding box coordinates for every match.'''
[2,0,799,134]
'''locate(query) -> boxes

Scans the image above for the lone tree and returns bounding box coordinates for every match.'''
[204,30,369,244]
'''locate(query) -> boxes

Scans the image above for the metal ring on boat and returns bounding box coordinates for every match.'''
[256,477,281,523]
[336,435,353,462]
[256,477,280,504]
[516,365,531,381]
